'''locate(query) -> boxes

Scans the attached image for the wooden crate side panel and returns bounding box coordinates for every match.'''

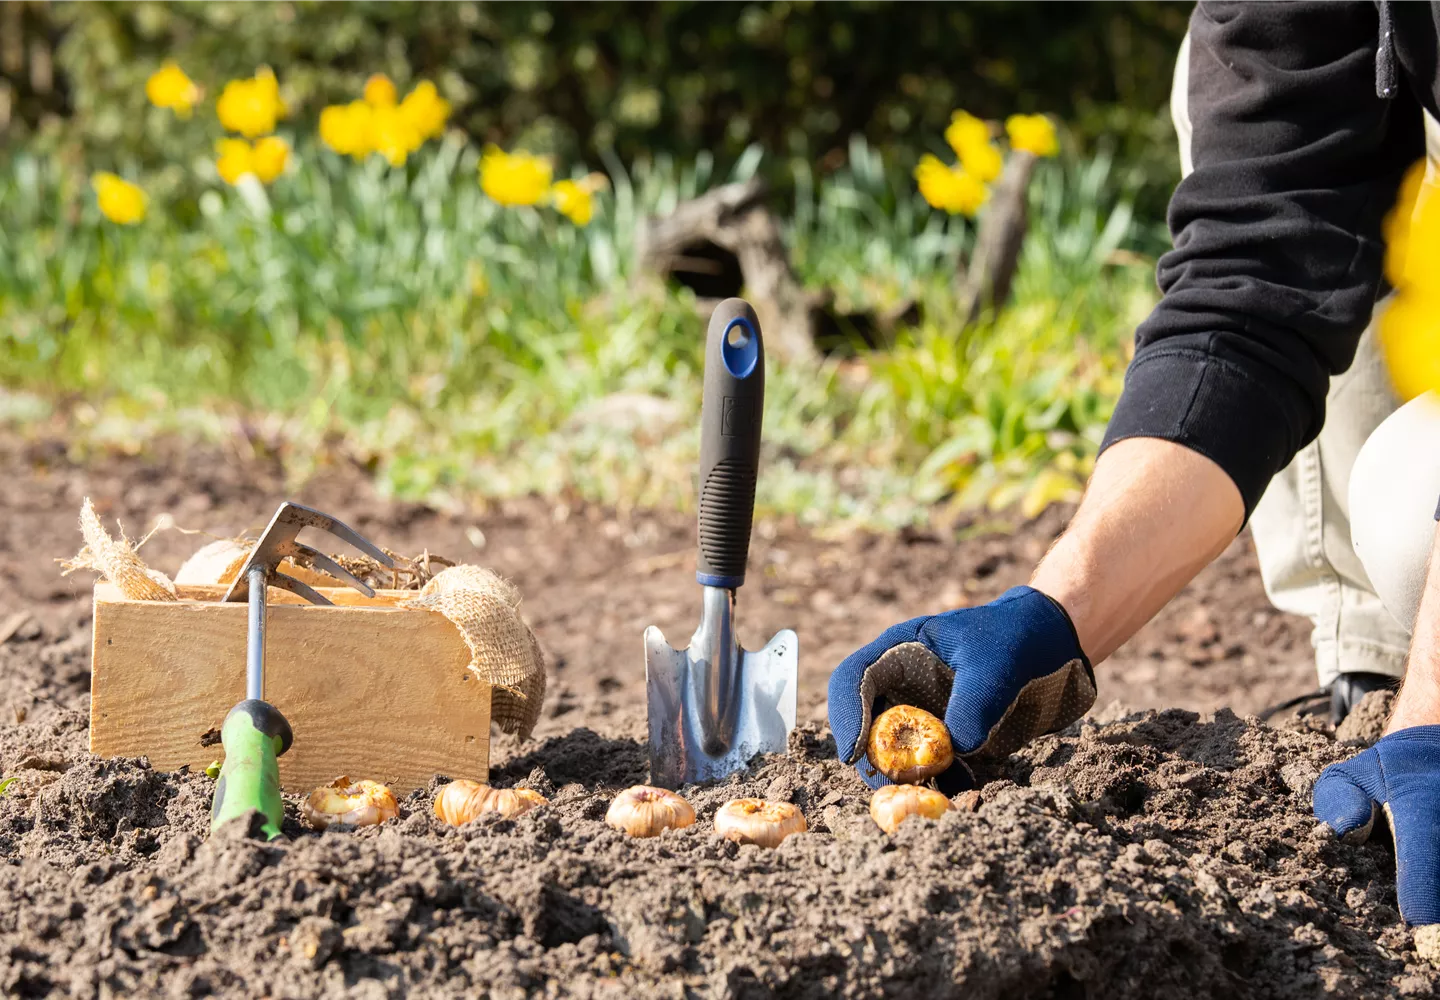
[90,592,488,793]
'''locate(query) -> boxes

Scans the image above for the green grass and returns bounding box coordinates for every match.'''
[0,135,1159,528]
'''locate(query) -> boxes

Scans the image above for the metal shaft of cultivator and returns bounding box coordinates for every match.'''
[246,564,267,702]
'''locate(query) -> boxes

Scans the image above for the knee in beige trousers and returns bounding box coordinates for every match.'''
[1350,395,1440,635]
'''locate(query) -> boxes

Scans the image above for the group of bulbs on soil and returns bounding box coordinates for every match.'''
[298,704,955,843]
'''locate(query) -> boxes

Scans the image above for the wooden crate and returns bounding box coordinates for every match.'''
[90,582,488,794]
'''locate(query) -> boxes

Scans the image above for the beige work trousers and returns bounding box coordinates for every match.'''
[1171,34,1440,686]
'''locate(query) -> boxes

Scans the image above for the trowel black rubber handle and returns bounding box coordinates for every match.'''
[697,298,765,589]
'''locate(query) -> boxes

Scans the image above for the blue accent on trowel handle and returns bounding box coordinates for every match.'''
[697,572,744,589]
[720,318,759,380]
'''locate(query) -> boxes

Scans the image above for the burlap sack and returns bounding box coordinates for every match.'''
[403,565,547,740]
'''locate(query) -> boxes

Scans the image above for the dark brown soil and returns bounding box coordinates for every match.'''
[1,431,1430,998]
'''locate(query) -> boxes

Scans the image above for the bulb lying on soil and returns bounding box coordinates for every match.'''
[713,798,807,848]
[302,776,399,830]
[866,705,954,783]
[433,779,547,826]
[869,784,953,834]
[606,785,696,838]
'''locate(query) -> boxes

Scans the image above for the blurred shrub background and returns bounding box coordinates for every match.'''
[0,1,1190,528]
[3,2,1187,214]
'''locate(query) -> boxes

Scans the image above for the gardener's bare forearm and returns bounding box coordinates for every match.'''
[1029,437,1244,664]
[1386,529,1440,733]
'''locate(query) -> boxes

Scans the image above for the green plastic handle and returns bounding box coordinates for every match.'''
[210,699,293,841]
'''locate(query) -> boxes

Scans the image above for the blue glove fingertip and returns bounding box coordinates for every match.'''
[1313,750,1383,840]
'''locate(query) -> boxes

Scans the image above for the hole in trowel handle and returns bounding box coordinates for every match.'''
[721,317,759,379]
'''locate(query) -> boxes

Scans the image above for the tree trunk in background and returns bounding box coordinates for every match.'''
[637,179,821,365]
[958,150,1038,327]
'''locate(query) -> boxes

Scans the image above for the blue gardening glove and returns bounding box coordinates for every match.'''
[828,586,1095,794]
[1314,727,1440,926]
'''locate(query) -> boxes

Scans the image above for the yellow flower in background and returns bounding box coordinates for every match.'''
[215,137,291,185]
[1379,162,1440,399]
[551,177,604,226]
[915,154,987,216]
[215,138,254,184]
[944,111,989,162]
[92,173,146,225]
[399,80,450,140]
[363,74,398,108]
[319,78,446,166]
[480,147,552,206]
[369,105,422,167]
[320,100,374,159]
[145,61,201,117]
[217,67,285,138]
[250,136,291,182]
[1006,114,1059,157]
[958,139,1003,183]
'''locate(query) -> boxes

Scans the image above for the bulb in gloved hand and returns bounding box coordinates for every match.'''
[867,705,954,783]
[713,798,807,848]
[606,785,696,837]
[433,779,547,826]
[869,784,953,834]
[302,776,399,830]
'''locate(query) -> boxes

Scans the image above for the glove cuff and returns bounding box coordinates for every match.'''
[1035,589,1092,673]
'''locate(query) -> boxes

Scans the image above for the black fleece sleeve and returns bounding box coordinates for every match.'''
[1100,1,1425,516]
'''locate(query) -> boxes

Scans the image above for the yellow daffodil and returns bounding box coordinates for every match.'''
[959,140,1003,184]
[944,110,1002,182]
[364,73,398,108]
[479,147,553,206]
[215,138,254,185]
[92,172,146,225]
[1379,164,1440,399]
[551,179,594,225]
[145,61,201,117]
[915,154,988,216]
[217,67,286,138]
[369,104,422,167]
[215,136,291,185]
[399,80,450,140]
[1006,114,1059,158]
[944,111,990,161]
[319,100,374,159]
[250,136,291,182]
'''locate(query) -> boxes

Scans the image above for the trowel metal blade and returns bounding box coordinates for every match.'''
[644,625,798,789]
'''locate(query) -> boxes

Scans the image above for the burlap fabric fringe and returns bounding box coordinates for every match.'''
[402,566,546,740]
[66,501,546,740]
[61,498,178,602]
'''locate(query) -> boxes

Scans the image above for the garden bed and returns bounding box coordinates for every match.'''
[1,432,1430,998]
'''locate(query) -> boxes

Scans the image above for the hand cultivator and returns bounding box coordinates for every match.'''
[211,502,394,840]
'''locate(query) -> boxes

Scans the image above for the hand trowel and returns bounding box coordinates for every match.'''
[645,298,798,789]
